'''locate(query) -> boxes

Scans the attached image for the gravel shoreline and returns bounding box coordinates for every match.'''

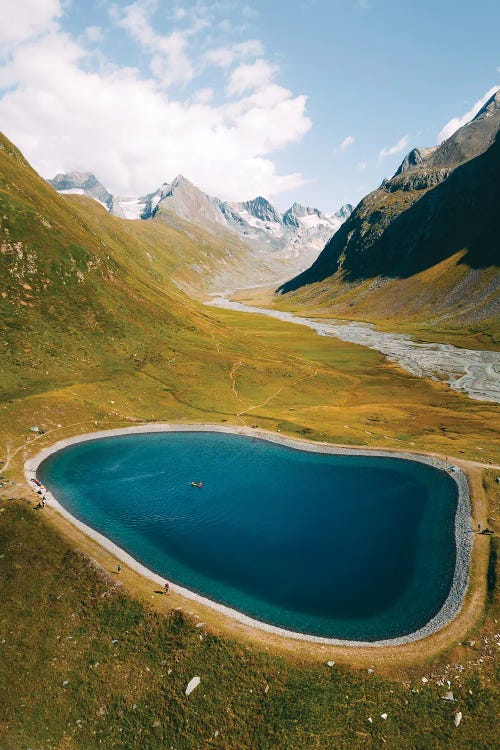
[24,423,473,648]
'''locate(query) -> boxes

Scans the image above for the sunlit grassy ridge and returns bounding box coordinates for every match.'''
[1,134,499,748]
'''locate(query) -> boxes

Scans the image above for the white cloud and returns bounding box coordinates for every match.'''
[83,26,104,43]
[173,7,187,20]
[379,134,408,158]
[357,160,367,170]
[227,59,277,96]
[205,39,264,68]
[0,0,62,46]
[437,85,499,143]
[192,87,214,104]
[0,11,312,200]
[338,135,354,152]
[115,1,202,88]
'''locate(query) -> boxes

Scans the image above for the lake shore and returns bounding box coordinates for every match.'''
[25,423,473,649]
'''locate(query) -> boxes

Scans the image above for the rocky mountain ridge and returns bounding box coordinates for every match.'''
[48,171,352,274]
[278,89,500,334]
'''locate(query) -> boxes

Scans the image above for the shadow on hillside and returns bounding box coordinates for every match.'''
[279,131,500,294]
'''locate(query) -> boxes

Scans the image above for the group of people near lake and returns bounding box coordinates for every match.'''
[30,477,48,508]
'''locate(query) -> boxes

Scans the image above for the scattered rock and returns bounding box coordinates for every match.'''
[326,660,335,667]
[264,684,269,694]
[185,676,201,696]
[368,717,373,724]
[63,680,69,686]
[195,622,205,628]
[421,677,428,683]
[442,691,454,702]
[454,711,462,727]
[367,668,374,674]
[381,713,387,720]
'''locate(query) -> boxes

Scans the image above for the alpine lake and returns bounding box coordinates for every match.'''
[38,430,461,643]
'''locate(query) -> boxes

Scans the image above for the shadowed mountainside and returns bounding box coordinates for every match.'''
[278,91,499,336]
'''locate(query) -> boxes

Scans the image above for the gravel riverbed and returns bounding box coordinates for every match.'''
[209,297,500,404]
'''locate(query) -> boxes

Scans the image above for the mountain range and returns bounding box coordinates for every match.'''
[48,172,352,280]
[278,89,500,339]
[18,88,500,342]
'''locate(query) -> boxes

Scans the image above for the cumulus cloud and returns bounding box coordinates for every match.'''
[227,59,278,96]
[338,135,354,152]
[0,1,312,200]
[0,0,62,46]
[379,134,408,158]
[205,39,264,69]
[437,85,499,142]
[114,1,205,87]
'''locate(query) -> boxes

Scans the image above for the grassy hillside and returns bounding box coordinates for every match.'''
[1,134,500,748]
[0,493,498,750]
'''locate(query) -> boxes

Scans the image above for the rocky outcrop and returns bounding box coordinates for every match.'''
[393,147,437,176]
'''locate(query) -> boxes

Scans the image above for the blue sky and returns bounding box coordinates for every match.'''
[0,0,498,212]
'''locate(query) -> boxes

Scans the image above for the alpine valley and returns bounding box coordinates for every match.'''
[48,171,352,289]
[1,80,499,750]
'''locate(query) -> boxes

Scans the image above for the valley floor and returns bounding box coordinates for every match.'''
[214,295,500,404]
[1,299,499,750]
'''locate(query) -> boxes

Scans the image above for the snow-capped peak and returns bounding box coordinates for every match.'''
[48,169,353,273]
[241,196,282,224]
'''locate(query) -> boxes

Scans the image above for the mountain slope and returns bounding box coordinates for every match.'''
[278,91,500,337]
[48,171,351,282]
[48,171,114,210]
[1,132,299,406]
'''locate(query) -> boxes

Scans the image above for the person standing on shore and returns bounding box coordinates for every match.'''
[164,581,170,595]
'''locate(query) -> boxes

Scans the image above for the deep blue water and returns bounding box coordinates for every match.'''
[39,432,458,641]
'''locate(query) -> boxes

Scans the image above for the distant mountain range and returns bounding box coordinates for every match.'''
[278,89,500,337]
[48,172,352,275]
